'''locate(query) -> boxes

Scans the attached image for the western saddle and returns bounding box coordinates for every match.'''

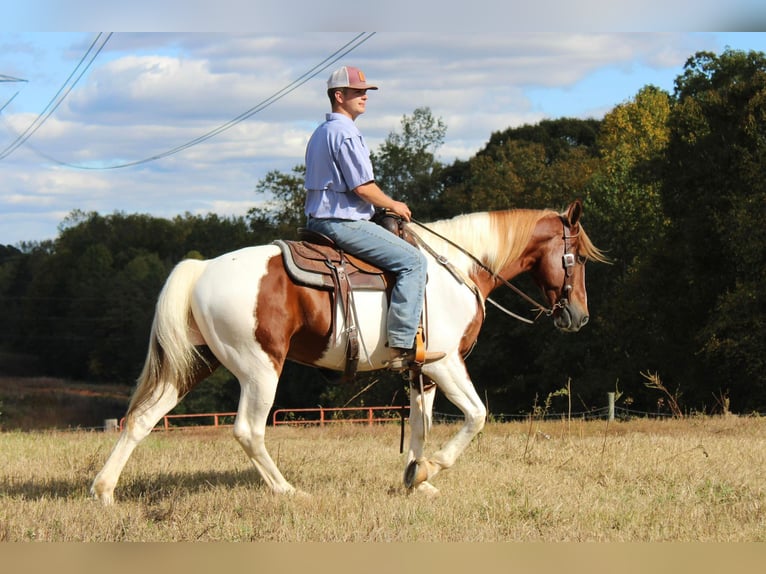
[272,213,406,379]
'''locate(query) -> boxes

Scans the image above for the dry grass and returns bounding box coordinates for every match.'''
[0,416,764,542]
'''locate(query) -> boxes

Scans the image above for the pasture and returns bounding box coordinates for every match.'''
[0,417,764,542]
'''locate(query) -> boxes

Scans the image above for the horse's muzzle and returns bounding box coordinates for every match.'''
[553,306,589,332]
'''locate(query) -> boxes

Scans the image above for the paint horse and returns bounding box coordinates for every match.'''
[91,200,605,504]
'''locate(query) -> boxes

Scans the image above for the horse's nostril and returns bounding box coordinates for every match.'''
[580,315,589,327]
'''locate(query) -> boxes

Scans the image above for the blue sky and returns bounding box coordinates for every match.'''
[2,32,766,246]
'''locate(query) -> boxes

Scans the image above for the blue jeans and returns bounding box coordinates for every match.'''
[306,217,427,349]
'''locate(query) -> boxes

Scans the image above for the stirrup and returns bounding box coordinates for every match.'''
[386,348,446,371]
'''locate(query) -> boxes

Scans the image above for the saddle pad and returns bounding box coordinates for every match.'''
[273,240,390,291]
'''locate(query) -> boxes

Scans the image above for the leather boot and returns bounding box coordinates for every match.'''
[386,347,446,371]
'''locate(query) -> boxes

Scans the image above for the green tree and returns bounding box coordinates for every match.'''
[571,86,673,410]
[658,49,766,410]
[371,106,447,220]
[247,166,306,240]
[442,118,602,214]
[436,119,606,414]
[0,211,256,383]
[589,85,670,270]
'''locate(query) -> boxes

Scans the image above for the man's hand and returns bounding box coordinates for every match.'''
[354,181,412,222]
[386,200,411,222]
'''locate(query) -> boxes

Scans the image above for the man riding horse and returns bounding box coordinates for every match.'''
[303,65,445,371]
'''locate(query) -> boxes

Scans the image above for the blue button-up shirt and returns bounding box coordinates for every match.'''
[304,113,376,220]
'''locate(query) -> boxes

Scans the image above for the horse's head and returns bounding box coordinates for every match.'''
[530,200,604,333]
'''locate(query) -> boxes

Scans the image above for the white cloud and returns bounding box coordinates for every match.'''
[1,32,764,245]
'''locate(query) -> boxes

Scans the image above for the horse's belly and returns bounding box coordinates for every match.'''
[313,290,389,371]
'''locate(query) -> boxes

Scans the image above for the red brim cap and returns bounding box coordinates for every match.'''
[327,66,378,90]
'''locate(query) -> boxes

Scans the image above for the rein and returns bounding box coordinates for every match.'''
[410,217,575,324]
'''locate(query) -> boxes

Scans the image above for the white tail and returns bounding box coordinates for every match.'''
[127,258,209,421]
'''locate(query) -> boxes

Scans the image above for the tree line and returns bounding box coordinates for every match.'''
[1,49,764,417]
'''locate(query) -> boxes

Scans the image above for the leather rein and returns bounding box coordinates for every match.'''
[409,217,578,325]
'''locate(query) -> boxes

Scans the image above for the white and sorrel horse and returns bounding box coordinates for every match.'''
[92,200,605,504]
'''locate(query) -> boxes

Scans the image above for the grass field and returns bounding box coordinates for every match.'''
[1,416,764,542]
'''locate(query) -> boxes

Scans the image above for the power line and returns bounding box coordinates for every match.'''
[25,32,376,170]
[0,75,27,118]
[0,91,21,115]
[0,33,113,161]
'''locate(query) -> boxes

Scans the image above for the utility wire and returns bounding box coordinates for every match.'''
[0,33,113,161]
[22,32,376,170]
[0,91,21,115]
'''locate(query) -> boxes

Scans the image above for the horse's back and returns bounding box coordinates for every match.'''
[194,244,280,302]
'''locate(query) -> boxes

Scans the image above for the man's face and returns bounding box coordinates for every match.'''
[336,88,369,119]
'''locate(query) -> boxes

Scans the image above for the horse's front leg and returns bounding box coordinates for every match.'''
[404,375,439,494]
[404,356,486,494]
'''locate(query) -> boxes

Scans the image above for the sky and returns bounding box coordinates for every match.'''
[2,31,766,246]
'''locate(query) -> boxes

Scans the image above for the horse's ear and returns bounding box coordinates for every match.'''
[565,199,583,227]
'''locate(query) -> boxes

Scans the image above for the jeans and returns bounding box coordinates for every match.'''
[306,217,427,349]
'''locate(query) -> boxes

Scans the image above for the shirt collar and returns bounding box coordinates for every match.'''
[326,112,354,123]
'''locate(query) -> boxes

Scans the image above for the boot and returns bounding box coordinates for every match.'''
[386,347,446,371]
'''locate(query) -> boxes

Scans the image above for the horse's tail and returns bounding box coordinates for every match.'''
[126,258,209,423]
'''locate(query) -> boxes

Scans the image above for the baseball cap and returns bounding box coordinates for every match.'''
[327,66,378,90]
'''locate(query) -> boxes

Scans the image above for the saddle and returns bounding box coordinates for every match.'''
[272,212,406,380]
[273,235,392,292]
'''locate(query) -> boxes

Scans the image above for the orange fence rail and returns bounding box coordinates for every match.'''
[117,406,408,431]
[272,406,409,426]
[119,411,237,431]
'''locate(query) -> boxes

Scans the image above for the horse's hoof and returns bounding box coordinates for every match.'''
[91,482,115,506]
[404,459,431,489]
[414,481,440,497]
[93,490,115,506]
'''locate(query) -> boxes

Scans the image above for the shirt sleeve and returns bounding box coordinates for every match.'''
[336,135,375,192]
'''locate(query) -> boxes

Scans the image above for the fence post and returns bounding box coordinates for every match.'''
[104,418,118,432]
[608,392,615,421]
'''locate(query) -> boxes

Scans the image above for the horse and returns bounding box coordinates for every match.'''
[91,199,605,504]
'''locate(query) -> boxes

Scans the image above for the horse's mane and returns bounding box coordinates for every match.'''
[415,208,607,274]
[578,225,609,264]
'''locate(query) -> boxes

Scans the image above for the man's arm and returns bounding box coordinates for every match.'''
[353,181,412,221]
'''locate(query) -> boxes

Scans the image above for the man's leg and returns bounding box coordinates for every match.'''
[306,218,424,348]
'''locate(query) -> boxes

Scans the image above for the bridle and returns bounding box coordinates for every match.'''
[557,216,580,315]
[410,216,580,325]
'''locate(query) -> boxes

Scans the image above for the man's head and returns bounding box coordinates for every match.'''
[327,66,378,92]
[327,66,377,104]
[326,66,378,119]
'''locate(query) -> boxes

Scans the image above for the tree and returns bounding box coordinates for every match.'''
[483,118,602,163]
[589,85,671,272]
[436,119,606,414]
[442,118,602,215]
[657,49,766,410]
[247,166,306,240]
[371,107,447,220]
[558,86,674,410]
[0,211,257,383]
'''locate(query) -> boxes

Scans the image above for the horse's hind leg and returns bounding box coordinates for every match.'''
[232,367,298,495]
[91,381,181,505]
